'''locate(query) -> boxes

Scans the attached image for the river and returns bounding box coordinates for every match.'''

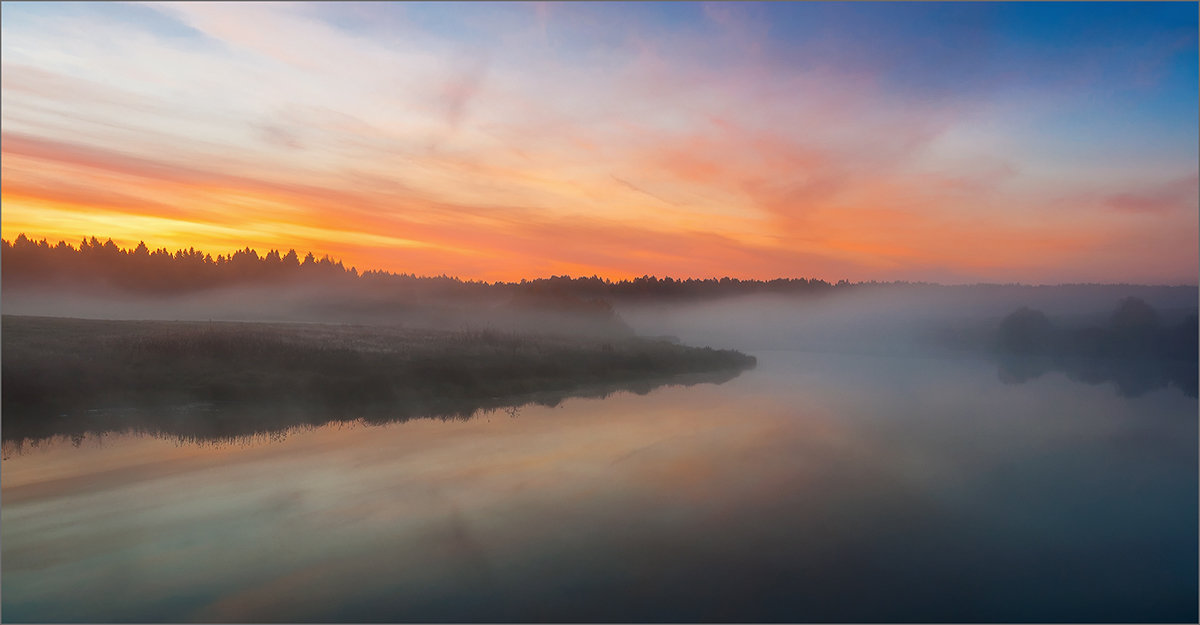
[2,350,1196,622]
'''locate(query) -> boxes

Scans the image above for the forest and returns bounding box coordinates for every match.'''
[1,234,878,299]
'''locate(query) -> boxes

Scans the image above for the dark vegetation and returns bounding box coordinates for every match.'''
[7,236,1194,312]
[1,235,645,334]
[1,234,889,300]
[993,297,1198,397]
[5,235,1195,319]
[1,315,756,447]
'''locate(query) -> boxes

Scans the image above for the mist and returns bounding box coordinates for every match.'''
[6,280,1196,359]
[0,281,633,339]
[615,283,1199,354]
[5,258,1196,623]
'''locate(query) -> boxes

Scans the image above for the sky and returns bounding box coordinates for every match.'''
[1,1,1197,284]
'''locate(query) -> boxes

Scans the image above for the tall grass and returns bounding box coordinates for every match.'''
[2,316,755,445]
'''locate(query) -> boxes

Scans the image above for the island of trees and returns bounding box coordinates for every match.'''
[994,297,1197,397]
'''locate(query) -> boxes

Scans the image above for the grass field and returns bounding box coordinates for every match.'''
[1,315,755,444]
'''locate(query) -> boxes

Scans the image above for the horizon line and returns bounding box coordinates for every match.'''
[3,234,1198,290]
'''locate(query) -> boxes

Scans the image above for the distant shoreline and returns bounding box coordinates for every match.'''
[5,236,1196,299]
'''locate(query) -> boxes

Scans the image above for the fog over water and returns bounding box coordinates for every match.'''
[5,281,1194,342]
[617,284,1198,353]
[3,350,1195,622]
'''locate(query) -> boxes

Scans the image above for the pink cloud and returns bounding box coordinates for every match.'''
[1104,174,1199,214]
[3,3,1195,285]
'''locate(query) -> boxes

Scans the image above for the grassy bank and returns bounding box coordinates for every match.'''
[1,315,755,443]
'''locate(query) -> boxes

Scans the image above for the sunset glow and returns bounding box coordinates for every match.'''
[2,1,1197,283]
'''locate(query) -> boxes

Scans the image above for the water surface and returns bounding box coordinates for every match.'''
[3,351,1196,622]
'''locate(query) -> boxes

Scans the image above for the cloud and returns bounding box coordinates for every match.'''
[1104,175,1200,215]
[609,175,681,208]
[1,2,1196,284]
[255,123,305,150]
[438,57,489,131]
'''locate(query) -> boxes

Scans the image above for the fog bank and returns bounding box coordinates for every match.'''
[616,284,1198,354]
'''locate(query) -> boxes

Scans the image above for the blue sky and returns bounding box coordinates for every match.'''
[1,1,1196,283]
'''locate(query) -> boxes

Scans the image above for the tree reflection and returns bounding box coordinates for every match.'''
[994,298,1198,398]
[0,367,747,457]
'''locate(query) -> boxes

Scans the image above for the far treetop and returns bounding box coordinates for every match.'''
[1,235,1192,301]
[1,234,872,298]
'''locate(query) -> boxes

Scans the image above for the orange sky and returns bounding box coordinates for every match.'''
[2,2,1197,284]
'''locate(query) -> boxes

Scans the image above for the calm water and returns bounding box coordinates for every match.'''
[2,351,1196,623]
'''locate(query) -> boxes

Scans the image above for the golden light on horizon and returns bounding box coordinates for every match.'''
[1,2,1196,285]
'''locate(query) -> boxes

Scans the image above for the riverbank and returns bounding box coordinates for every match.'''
[1,315,755,442]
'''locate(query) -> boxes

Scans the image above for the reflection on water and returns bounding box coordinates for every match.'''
[1,368,746,455]
[2,352,1196,623]
[997,354,1198,398]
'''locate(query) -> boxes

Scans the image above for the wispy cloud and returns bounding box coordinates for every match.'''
[1,2,1196,283]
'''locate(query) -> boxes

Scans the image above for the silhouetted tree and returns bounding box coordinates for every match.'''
[1110,296,1160,331]
[1,234,942,300]
[997,307,1054,355]
[993,298,1198,398]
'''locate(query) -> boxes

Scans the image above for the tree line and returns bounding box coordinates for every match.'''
[1,234,888,298]
[2,234,361,293]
